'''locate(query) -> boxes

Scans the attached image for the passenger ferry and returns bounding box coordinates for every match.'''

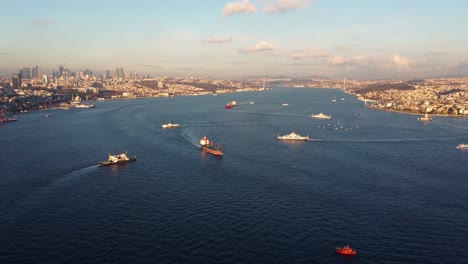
[311,113,331,119]
[277,132,309,141]
[99,151,136,167]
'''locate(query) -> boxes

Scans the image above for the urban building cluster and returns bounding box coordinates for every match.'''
[0,65,265,114]
[281,77,468,116]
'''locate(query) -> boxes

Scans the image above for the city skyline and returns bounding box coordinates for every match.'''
[1,0,467,79]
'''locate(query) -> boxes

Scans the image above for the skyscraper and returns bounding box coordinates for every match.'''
[59,66,64,77]
[12,74,21,88]
[115,67,125,79]
[20,67,31,79]
[32,65,40,79]
[105,70,110,79]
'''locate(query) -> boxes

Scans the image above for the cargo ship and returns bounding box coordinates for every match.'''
[200,136,223,156]
[99,151,137,167]
[225,100,237,109]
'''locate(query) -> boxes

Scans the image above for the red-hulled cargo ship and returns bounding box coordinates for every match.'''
[200,136,223,156]
[225,100,237,109]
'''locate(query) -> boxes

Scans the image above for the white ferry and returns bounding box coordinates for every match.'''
[99,151,136,167]
[456,144,468,150]
[162,122,180,128]
[311,113,331,119]
[277,132,309,141]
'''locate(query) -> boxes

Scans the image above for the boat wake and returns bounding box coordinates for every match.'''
[180,128,202,147]
[315,137,453,143]
[234,110,307,118]
[10,164,99,212]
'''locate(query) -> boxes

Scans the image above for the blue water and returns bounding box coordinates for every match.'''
[1,88,467,263]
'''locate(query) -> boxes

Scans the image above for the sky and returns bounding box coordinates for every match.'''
[1,0,468,79]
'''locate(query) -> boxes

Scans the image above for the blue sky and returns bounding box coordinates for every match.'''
[1,0,467,79]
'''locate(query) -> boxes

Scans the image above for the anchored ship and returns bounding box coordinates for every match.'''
[162,121,180,128]
[311,113,331,119]
[277,132,309,141]
[225,100,237,109]
[0,112,17,123]
[99,151,137,167]
[200,136,223,156]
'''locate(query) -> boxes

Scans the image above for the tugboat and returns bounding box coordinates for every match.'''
[162,121,180,128]
[225,100,237,109]
[335,245,357,256]
[200,136,223,156]
[99,151,137,167]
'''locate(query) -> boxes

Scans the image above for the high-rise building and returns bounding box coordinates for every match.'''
[105,70,110,79]
[20,67,31,79]
[32,65,39,78]
[12,74,21,88]
[115,67,125,79]
[59,66,64,77]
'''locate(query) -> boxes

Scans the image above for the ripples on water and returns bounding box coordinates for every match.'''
[0,88,467,264]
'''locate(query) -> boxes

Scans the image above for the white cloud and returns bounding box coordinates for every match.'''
[32,19,56,26]
[238,41,279,56]
[202,36,233,44]
[222,0,256,17]
[263,0,309,14]
[288,47,327,60]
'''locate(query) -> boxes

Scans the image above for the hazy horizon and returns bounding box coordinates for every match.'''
[1,0,467,79]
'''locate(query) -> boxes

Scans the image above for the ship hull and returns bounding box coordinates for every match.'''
[277,137,309,141]
[225,105,236,109]
[99,156,137,167]
[201,146,223,156]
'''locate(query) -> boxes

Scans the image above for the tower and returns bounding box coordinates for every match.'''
[12,74,22,88]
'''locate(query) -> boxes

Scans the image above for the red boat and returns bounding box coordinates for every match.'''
[225,100,237,109]
[200,136,223,156]
[335,245,357,256]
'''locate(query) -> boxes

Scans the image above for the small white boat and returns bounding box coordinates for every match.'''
[456,143,468,150]
[418,113,432,122]
[162,122,180,128]
[282,103,289,106]
[311,113,331,119]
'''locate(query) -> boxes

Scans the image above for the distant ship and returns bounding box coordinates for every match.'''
[225,100,237,109]
[311,113,331,119]
[418,113,432,122]
[277,132,309,141]
[162,122,180,128]
[74,103,95,108]
[282,103,289,106]
[99,151,137,167]
[335,245,357,256]
[71,94,95,108]
[200,136,223,156]
[0,112,17,123]
[456,144,468,150]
